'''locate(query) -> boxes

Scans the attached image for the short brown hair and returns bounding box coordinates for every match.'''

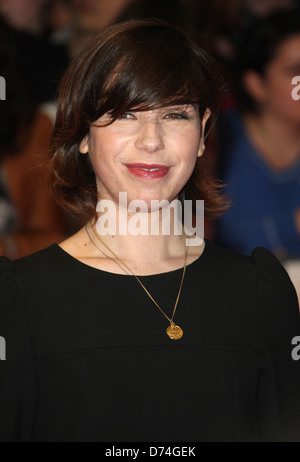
[50,19,228,219]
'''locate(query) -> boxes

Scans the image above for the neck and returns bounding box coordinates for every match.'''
[244,109,300,169]
[92,199,188,264]
[246,109,300,149]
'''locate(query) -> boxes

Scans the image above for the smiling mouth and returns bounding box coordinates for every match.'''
[124,163,171,179]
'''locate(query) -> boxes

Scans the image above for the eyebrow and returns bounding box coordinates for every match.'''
[151,104,198,112]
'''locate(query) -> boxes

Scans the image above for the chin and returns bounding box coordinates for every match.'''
[126,193,181,214]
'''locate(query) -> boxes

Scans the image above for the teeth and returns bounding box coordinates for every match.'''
[140,168,160,172]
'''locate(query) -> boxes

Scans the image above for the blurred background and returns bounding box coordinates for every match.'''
[0,0,300,299]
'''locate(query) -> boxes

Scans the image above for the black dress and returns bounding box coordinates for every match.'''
[0,240,300,442]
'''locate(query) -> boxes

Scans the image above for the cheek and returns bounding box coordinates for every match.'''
[285,100,300,123]
[268,75,289,99]
[171,129,201,164]
[88,129,118,164]
[87,132,131,192]
[86,136,110,181]
[265,74,299,113]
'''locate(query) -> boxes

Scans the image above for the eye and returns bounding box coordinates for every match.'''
[117,112,136,120]
[164,112,189,120]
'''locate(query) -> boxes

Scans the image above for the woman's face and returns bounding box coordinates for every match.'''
[249,34,300,124]
[80,105,210,209]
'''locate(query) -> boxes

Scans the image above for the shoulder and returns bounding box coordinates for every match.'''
[0,256,15,287]
[0,244,54,277]
[0,246,72,310]
[206,239,295,280]
[0,246,62,291]
[205,240,299,323]
[206,239,297,287]
[251,246,298,305]
[251,247,299,334]
[251,246,292,282]
[204,239,254,276]
[0,257,22,313]
[13,245,62,279]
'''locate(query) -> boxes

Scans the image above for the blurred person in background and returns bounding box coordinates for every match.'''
[0,0,191,105]
[216,10,300,260]
[65,0,135,57]
[0,0,49,34]
[192,0,298,66]
[244,0,298,17]
[0,19,65,258]
[62,0,190,58]
[0,0,69,104]
[45,0,73,44]
[7,0,191,104]
[191,0,243,60]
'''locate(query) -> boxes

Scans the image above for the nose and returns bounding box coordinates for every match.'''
[134,120,165,153]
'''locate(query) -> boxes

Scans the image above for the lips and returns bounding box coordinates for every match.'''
[124,163,171,179]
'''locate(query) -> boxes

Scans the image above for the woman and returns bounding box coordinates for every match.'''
[0,19,299,442]
[216,10,300,258]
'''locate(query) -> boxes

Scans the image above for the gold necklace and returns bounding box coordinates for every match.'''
[86,224,188,340]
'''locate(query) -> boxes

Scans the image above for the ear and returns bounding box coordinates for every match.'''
[79,136,89,154]
[243,70,267,104]
[198,108,211,158]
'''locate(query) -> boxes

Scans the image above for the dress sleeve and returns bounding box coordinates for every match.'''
[253,247,300,442]
[0,257,37,442]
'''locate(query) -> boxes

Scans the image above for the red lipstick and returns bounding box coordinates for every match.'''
[125,163,170,179]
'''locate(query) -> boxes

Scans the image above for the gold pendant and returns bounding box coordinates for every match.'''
[167,323,183,340]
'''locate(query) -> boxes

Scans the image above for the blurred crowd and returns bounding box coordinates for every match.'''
[0,0,300,294]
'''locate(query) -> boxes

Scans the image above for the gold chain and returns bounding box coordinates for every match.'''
[87,224,188,331]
